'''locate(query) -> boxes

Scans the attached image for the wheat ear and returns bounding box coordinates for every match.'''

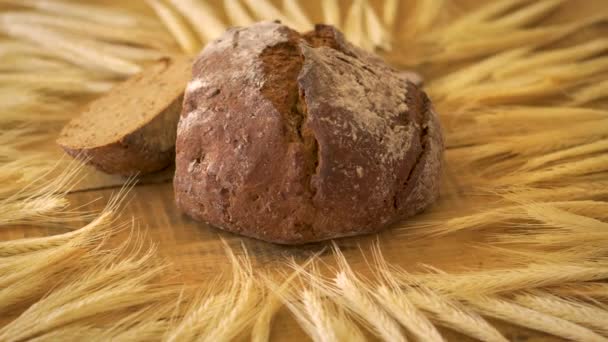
[468,296,606,341]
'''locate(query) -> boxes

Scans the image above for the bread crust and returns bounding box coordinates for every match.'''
[174,23,444,244]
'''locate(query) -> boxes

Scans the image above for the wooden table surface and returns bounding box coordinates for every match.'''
[2,0,607,340]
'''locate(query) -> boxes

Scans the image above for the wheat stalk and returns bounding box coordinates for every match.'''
[406,287,508,342]
[369,244,508,341]
[223,0,254,27]
[0,11,174,50]
[494,38,608,79]
[496,183,608,201]
[550,283,608,300]
[265,266,366,342]
[442,0,535,35]
[0,0,158,28]
[283,0,313,32]
[412,261,608,297]
[329,246,406,342]
[570,79,608,105]
[431,14,607,63]
[514,291,608,335]
[0,21,142,76]
[0,236,170,341]
[468,296,607,341]
[321,0,340,28]
[362,0,390,50]
[252,255,321,342]
[165,242,262,342]
[491,0,566,29]
[382,0,398,29]
[146,0,200,54]
[241,0,298,30]
[429,47,530,99]
[496,155,608,185]
[374,285,445,341]
[166,0,226,44]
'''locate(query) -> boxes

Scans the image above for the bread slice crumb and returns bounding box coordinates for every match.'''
[57,56,193,175]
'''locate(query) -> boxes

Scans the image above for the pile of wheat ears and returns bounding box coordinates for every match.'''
[1,0,607,340]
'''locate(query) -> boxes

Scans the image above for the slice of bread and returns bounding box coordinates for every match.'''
[58,56,193,176]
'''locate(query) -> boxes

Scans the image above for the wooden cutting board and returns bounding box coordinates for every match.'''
[2,0,607,340]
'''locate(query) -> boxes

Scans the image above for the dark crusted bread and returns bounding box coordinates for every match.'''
[58,56,192,176]
[174,22,444,244]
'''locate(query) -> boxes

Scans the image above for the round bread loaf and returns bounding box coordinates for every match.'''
[174,22,444,244]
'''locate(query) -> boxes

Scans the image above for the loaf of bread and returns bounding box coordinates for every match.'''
[58,56,192,175]
[174,22,444,244]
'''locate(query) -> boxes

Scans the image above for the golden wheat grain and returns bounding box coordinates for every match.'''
[201,278,261,341]
[369,244,508,341]
[333,271,405,342]
[329,247,406,341]
[494,203,608,247]
[550,283,608,300]
[165,243,261,342]
[0,211,112,257]
[375,285,445,341]
[0,158,55,198]
[223,0,255,27]
[0,153,68,199]
[37,304,172,342]
[0,245,84,311]
[276,258,368,342]
[406,287,509,342]
[0,238,170,340]
[468,296,606,341]
[252,255,320,342]
[251,287,282,342]
[164,291,227,342]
